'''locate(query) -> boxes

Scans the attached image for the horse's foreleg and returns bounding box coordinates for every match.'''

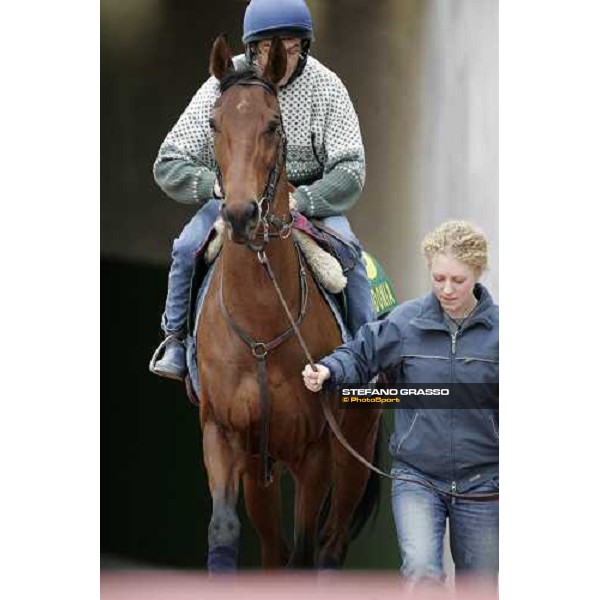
[288,437,331,569]
[202,417,242,572]
[318,408,381,568]
[243,460,289,568]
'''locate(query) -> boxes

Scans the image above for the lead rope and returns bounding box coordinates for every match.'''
[259,249,499,502]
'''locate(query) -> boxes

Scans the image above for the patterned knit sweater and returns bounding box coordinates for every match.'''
[153,55,366,217]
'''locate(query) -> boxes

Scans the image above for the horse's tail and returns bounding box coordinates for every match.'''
[348,419,385,541]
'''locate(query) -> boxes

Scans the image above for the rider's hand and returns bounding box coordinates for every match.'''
[302,364,331,392]
[213,179,223,198]
[289,193,298,211]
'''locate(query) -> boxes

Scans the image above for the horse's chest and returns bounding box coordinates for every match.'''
[208,372,324,455]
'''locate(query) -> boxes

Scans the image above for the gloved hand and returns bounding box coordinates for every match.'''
[289,193,298,211]
[288,182,298,211]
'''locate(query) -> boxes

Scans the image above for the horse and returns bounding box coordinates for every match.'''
[196,35,382,570]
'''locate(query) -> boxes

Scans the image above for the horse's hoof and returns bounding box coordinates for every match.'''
[207,544,238,573]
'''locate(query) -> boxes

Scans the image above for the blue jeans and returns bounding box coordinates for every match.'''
[391,465,499,585]
[162,200,375,336]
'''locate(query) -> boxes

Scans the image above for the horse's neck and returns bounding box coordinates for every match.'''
[220,188,300,328]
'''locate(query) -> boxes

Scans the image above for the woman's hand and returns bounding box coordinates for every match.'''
[302,364,331,392]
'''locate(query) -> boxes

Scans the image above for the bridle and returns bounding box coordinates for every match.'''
[215,77,293,253]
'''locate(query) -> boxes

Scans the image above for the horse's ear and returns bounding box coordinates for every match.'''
[209,34,234,81]
[262,37,287,87]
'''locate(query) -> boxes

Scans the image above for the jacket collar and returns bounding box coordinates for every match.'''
[410,283,496,332]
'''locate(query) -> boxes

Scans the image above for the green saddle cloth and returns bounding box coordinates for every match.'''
[362,251,400,319]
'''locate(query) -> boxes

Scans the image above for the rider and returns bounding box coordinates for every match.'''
[150,0,375,380]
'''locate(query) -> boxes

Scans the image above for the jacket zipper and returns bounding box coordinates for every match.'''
[450,331,459,498]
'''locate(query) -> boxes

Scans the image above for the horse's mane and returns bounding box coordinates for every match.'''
[219,68,277,96]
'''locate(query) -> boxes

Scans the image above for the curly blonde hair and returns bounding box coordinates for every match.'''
[421,220,488,274]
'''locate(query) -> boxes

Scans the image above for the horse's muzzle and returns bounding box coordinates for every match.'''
[221,201,259,243]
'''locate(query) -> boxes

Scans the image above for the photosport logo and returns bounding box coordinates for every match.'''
[335,384,499,409]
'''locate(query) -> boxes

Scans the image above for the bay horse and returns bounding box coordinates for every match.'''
[197,35,382,570]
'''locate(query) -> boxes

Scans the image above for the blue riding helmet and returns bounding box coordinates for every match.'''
[242,0,313,43]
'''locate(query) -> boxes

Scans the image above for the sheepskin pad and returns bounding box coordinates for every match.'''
[204,218,347,293]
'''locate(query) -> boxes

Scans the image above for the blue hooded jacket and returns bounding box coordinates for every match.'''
[319,283,499,493]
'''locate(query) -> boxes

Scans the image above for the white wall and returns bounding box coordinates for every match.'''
[349,0,498,303]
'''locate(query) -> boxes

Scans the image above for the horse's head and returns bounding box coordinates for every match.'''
[209,35,289,245]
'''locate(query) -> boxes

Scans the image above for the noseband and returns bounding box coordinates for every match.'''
[215,77,293,252]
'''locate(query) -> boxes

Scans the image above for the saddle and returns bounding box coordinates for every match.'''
[189,212,399,333]
[296,215,400,319]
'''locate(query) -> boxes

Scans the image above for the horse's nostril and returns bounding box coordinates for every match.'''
[222,205,234,225]
[223,202,258,223]
[222,201,259,240]
[245,201,258,222]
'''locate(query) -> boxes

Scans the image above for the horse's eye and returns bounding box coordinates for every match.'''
[209,117,218,132]
[264,122,279,136]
